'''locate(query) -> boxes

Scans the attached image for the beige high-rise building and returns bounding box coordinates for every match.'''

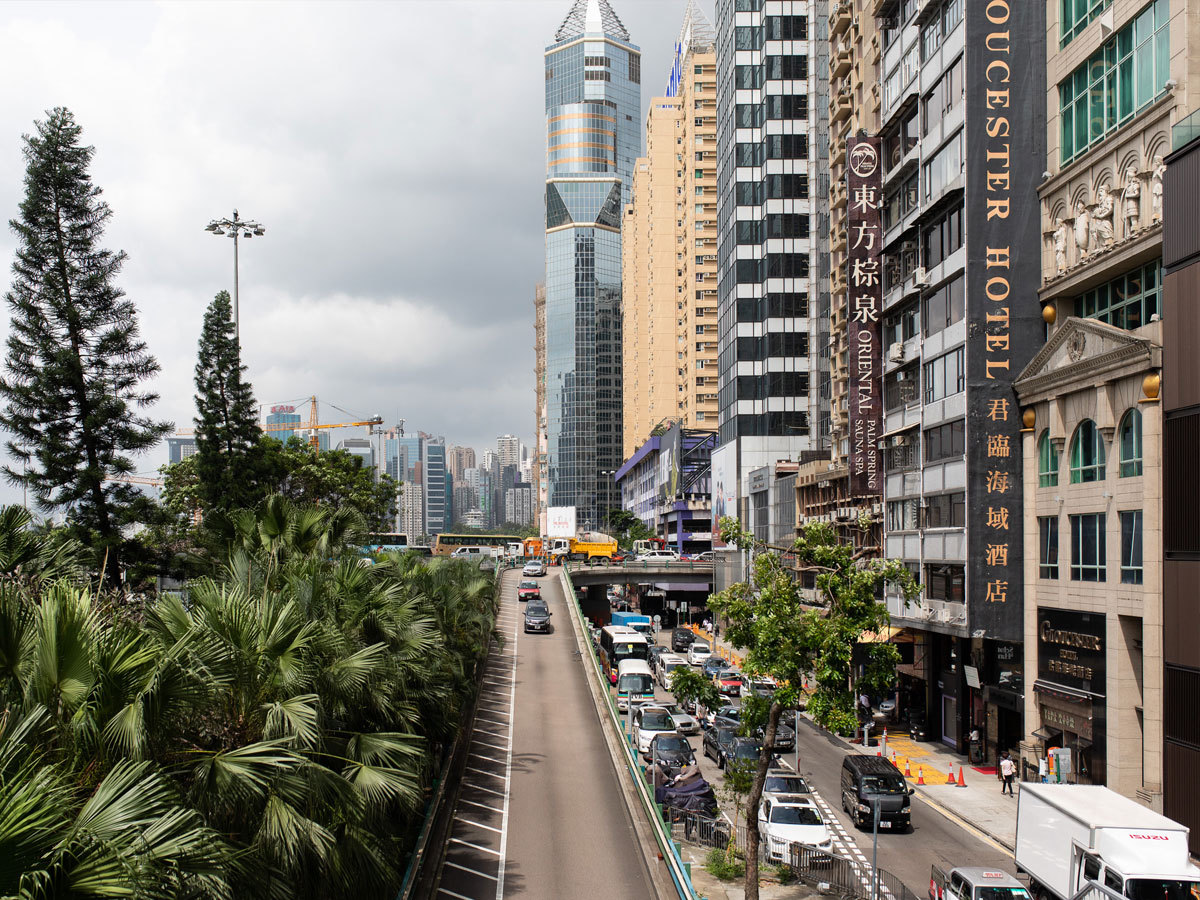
[447,445,475,483]
[621,1,717,461]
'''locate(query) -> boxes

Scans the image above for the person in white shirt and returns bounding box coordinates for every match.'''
[1000,752,1016,795]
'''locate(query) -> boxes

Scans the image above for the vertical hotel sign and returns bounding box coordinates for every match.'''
[846,136,884,498]
[965,1,1045,641]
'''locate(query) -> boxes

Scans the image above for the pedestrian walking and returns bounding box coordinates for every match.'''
[1000,752,1016,795]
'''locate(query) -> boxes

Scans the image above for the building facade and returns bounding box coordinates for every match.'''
[504,485,535,526]
[622,3,719,459]
[534,282,549,530]
[423,438,449,535]
[874,0,1046,759]
[544,0,640,531]
[711,0,831,551]
[616,424,716,555]
[497,435,521,470]
[167,436,197,465]
[447,445,476,483]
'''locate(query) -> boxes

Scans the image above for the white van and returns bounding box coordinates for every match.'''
[451,546,502,560]
[616,659,655,711]
[657,653,690,690]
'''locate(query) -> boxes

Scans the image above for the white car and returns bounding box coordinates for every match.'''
[634,706,677,759]
[687,640,712,667]
[740,675,778,699]
[657,702,700,735]
[636,549,680,562]
[758,795,833,864]
[522,560,546,576]
[762,768,812,800]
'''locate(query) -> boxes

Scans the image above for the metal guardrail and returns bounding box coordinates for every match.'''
[563,558,715,571]
[560,566,704,900]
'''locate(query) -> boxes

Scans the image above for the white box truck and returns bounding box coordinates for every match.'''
[1015,783,1200,900]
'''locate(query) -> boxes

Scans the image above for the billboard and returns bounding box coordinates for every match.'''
[658,423,682,504]
[964,0,1045,641]
[846,135,884,498]
[546,505,577,538]
[710,443,737,547]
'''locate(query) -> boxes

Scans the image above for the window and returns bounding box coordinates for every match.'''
[1119,409,1143,476]
[923,130,964,200]
[888,498,919,531]
[885,366,919,410]
[922,204,964,271]
[765,15,808,41]
[765,174,809,199]
[924,419,965,463]
[1062,0,1112,47]
[735,65,763,89]
[764,94,809,120]
[922,56,964,134]
[885,436,918,473]
[1071,513,1107,581]
[923,274,965,336]
[1120,510,1143,584]
[884,110,919,169]
[1077,260,1161,329]
[629,54,640,84]
[925,492,965,528]
[736,103,764,128]
[923,347,965,404]
[884,302,919,347]
[925,564,964,602]
[765,55,808,81]
[1070,420,1106,483]
[1039,430,1060,487]
[735,25,763,51]
[1059,0,1170,163]
[765,214,810,239]
[1040,517,1060,579]
[766,134,808,160]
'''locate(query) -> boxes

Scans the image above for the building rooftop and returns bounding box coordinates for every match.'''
[555,0,629,42]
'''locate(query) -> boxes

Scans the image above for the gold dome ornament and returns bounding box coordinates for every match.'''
[1022,408,1036,431]
[1141,372,1161,403]
[1042,303,1057,325]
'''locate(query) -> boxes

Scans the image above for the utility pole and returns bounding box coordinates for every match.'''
[204,209,265,345]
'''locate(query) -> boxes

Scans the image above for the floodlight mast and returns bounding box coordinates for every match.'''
[204,209,265,344]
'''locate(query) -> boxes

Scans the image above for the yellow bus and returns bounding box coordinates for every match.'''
[431,533,523,557]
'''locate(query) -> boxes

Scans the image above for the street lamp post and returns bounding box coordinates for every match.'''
[204,209,265,344]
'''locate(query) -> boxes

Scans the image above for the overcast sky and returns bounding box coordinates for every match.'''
[0,0,691,500]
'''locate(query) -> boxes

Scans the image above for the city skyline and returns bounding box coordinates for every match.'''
[0,0,689,505]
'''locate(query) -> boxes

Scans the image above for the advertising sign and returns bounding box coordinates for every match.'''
[846,135,884,497]
[658,423,682,504]
[964,1,1045,640]
[546,505,577,538]
[1037,607,1105,697]
[710,443,737,546]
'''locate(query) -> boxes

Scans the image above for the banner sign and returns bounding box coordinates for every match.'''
[1037,607,1105,697]
[846,135,884,498]
[964,0,1045,641]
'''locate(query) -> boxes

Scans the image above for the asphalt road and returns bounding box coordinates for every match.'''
[435,570,656,899]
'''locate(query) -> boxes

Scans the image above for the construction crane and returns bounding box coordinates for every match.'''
[104,475,165,488]
[174,396,384,449]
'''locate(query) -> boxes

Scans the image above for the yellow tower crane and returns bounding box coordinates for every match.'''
[174,396,384,449]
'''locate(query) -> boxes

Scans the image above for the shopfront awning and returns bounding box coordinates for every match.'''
[1033,679,1097,703]
[1031,726,1063,742]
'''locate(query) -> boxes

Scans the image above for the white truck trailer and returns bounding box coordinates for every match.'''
[1015,783,1200,900]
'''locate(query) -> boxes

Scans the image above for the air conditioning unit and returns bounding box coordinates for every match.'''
[895,370,909,382]
[913,267,928,286]
[894,434,908,447]
[888,342,904,362]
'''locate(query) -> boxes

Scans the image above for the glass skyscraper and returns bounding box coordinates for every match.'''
[544,0,640,531]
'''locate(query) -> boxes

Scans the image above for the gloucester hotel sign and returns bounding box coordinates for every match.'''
[964,0,1044,642]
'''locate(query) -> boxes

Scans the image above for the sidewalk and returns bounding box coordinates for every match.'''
[690,623,1018,852]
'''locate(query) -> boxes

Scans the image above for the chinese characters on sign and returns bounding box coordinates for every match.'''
[846,136,884,497]
[964,0,1045,641]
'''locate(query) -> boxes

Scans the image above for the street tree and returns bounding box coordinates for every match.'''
[0,107,171,588]
[605,508,656,549]
[193,290,265,513]
[263,437,396,531]
[710,516,919,900]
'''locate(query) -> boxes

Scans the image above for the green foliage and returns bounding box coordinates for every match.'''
[669,664,721,715]
[0,502,499,898]
[262,438,397,532]
[193,291,267,514]
[605,508,656,550]
[705,846,745,881]
[0,107,171,587]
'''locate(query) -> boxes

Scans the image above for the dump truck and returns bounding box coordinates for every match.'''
[548,532,618,562]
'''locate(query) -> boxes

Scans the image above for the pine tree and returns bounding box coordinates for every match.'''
[0,107,171,588]
[193,290,264,512]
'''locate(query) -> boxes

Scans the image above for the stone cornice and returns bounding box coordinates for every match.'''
[1014,318,1161,402]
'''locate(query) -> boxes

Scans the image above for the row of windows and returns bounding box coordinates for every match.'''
[1038,510,1142,583]
[923,203,964,270]
[734,293,810,321]
[923,274,965,337]
[735,214,811,243]
[736,332,810,360]
[924,130,963,201]
[1062,0,1111,48]
[921,0,963,60]
[923,347,964,404]
[923,57,963,136]
[1077,260,1161,329]
[1037,410,1142,486]
[724,412,810,438]
[1059,0,1169,163]
[736,175,811,205]
[735,372,811,400]
[734,254,810,283]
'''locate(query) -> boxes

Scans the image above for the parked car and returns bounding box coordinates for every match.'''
[517,580,541,601]
[704,704,741,728]
[758,795,833,864]
[637,549,680,562]
[697,550,715,561]
[657,702,700,735]
[761,721,795,753]
[763,769,811,799]
[715,669,744,696]
[671,628,697,653]
[701,656,731,679]
[687,641,712,667]
[721,736,764,771]
[522,559,546,577]
[649,732,696,777]
[907,713,929,742]
[741,675,778,699]
[655,653,688,690]
[523,600,551,634]
[634,706,677,759]
[701,725,737,766]
[647,644,668,674]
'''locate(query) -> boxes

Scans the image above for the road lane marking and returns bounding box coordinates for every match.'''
[465,766,506,780]
[471,739,508,753]
[455,816,503,834]
[495,580,518,900]
[469,751,505,765]
[460,797,505,815]
[450,836,501,856]
[439,886,481,899]
[443,860,498,881]
[462,782,506,799]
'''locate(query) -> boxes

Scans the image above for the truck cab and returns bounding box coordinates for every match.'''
[930,867,1029,900]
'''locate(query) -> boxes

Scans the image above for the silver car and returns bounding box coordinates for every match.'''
[657,702,700,735]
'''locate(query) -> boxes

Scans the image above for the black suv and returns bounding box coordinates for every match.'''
[671,628,697,653]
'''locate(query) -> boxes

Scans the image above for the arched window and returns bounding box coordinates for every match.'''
[1070,420,1106,483]
[1038,430,1059,487]
[1119,409,1142,477]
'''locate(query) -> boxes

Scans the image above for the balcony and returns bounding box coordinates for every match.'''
[830,0,851,37]
[832,91,853,124]
[832,46,853,79]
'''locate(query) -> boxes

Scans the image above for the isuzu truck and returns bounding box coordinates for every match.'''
[1014,783,1200,900]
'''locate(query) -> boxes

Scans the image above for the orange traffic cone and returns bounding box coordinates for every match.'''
[904,758,912,777]
[957,766,967,788]
[916,767,925,785]
[891,749,898,766]
[947,766,958,785]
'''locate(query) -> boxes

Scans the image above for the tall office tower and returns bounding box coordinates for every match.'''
[497,434,521,469]
[621,1,718,460]
[534,282,549,530]
[871,0,1043,759]
[265,404,301,445]
[505,485,535,527]
[335,438,373,470]
[1017,0,1189,811]
[399,466,424,540]
[711,0,829,527]
[422,438,448,536]
[544,0,640,532]
[447,445,476,482]
[167,436,198,465]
